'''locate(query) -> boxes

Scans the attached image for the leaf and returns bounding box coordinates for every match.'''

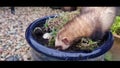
[111,16,120,35]
[104,52,112,61]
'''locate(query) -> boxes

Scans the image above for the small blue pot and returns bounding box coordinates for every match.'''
[25,15,114,61]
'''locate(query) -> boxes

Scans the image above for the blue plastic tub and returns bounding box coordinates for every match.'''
[25,15,114,61]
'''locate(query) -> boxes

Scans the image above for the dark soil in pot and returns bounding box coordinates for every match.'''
[32,11,106,53]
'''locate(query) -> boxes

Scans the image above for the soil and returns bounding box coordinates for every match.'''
[32,11,106,52]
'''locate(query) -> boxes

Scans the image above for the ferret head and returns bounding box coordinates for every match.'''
[54,19,76,50]
[55,33,71,50]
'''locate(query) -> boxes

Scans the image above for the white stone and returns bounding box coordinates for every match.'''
[43,33,52,39]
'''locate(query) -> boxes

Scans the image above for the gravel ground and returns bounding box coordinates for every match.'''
[0,7,63,61]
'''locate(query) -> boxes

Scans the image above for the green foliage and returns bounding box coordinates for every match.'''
[76,38,100,51]
[88,39,98,45]
[87,39,100,51]
[44,21,49,28]
[48,28,58,46]
[111,16,120,35]
[44,17,53,28]
[104,52,112,61]
[48,37,55,47]
[51,28,58,37]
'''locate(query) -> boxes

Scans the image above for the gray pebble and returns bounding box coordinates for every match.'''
[0,7,62,61]
[5,55,20,61]
[15,45,21,49]
[0,47,3,54]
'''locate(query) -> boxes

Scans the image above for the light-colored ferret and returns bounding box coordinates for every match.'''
[55,7,117,50]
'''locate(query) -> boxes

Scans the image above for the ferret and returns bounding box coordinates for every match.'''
[55,7,117,50]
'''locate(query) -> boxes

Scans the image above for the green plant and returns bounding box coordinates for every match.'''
[111,16,120,35]
[48,28,58,46]
[88,39,98,45]
[75,38,100,51]
[104,52,112,61]
[44,21,49,28]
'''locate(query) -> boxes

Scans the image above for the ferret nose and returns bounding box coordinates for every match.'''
[55,45,62,50]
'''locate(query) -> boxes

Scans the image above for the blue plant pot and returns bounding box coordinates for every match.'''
[25,15,114,61]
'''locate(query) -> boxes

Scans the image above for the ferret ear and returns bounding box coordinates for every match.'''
[62,37,69,45]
